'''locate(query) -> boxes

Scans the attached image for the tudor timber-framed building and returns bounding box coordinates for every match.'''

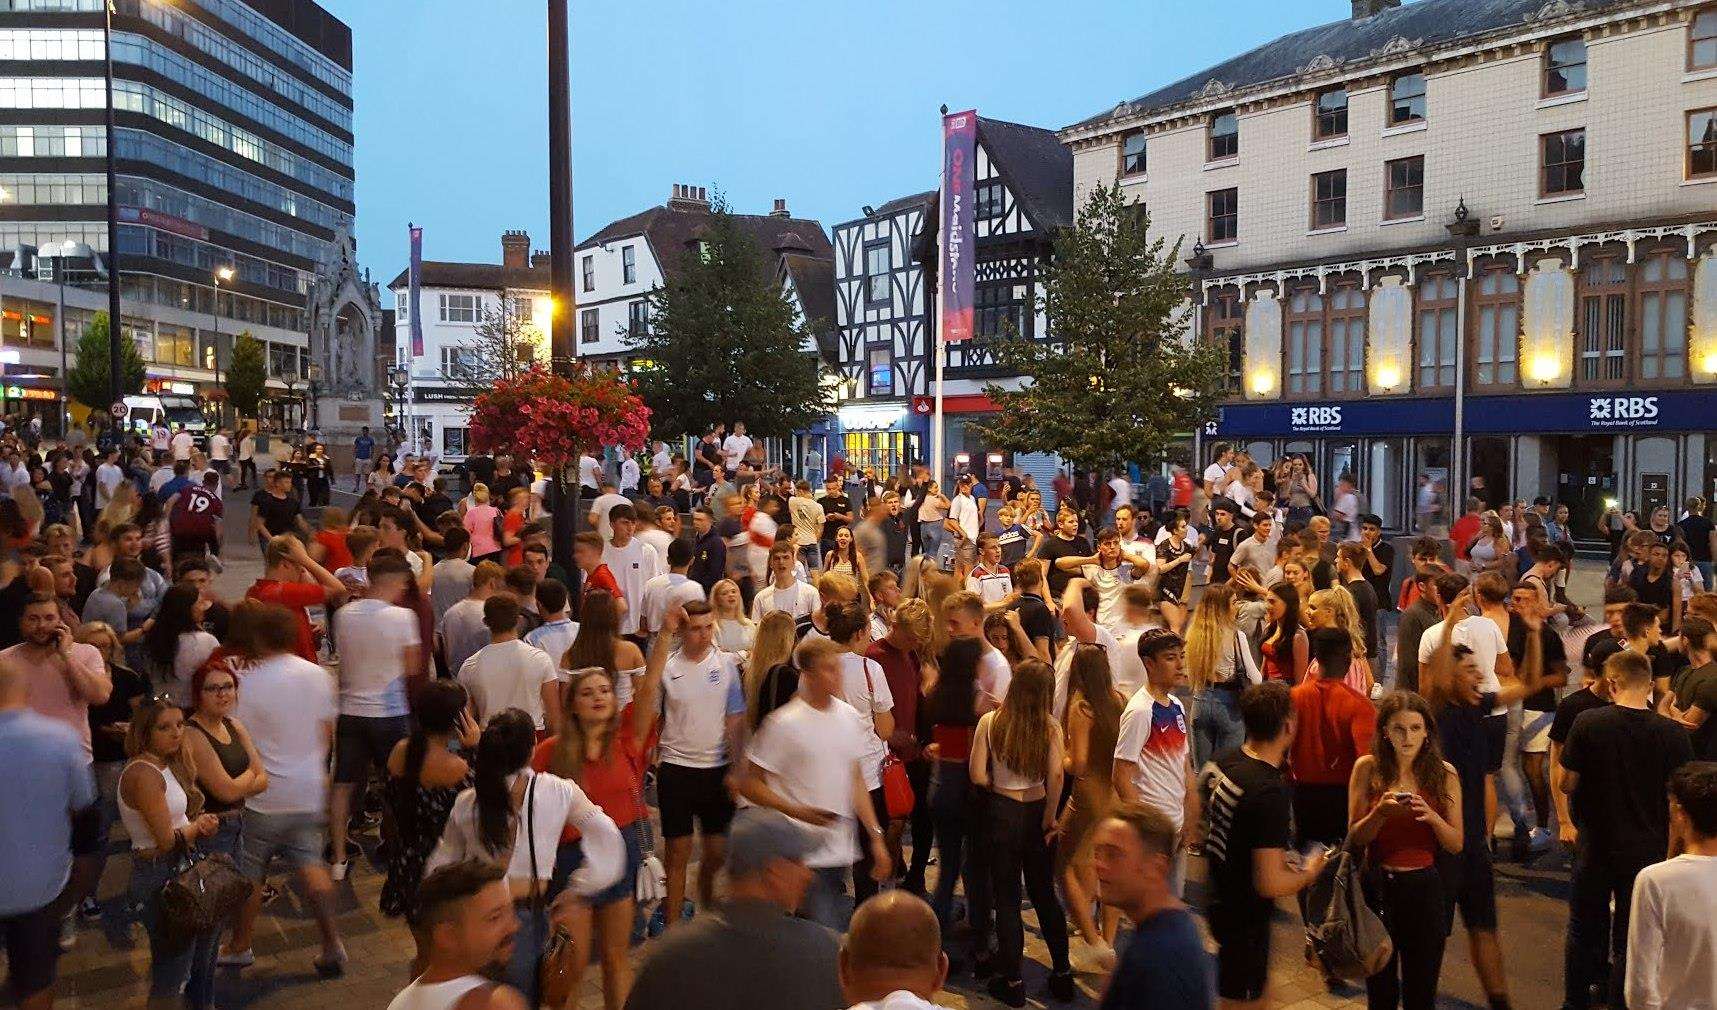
[1062,0,1717,539]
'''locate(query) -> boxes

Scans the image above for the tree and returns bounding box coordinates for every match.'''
[225,332,268,419]
[979,182,1227,473]
[442,305,544,397]
[629,198,830,439]
[66,311,146,410]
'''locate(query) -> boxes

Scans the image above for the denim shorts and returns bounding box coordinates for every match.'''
[238,809,326,880]
[548,820,645,907]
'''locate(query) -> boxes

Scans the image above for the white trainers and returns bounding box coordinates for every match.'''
[330,860,348,882]
[218,949,255,968]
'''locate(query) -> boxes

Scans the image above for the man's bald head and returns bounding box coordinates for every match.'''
[839,892,947,1005]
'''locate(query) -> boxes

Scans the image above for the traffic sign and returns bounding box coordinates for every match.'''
[109,400,128,419]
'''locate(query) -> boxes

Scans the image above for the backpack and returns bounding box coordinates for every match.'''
[1300,844,1393,980]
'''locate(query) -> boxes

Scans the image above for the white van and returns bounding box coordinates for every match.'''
[125,394,208,444]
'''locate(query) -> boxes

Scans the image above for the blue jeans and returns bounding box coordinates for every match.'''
[920,521,945,563]
[130,852,221,1008]
[801,866,849,931]
[1192,687,1245,772]
[1376,608,1400,689]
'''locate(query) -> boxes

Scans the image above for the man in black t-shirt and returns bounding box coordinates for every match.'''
[1628,541,1678,629]
[1335,542,1380,664]
[1508,582,1569,856]
[1560,649,1694,1010]
[1671,615,1717,758]
[1007,558,1057,660]
[1032,508,1091,600]
[248,468,308,548]
[1205,501,1241,584]
[1196,681,1325,1006]
[1675,495,1716,583]
[815,474,852,555]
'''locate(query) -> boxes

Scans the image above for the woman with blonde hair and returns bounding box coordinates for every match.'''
[743,610,799,729]
[709,578,754,655]
[970,658,1072,1003]
[1466,511,1509,575]
[1306,586,1375,697]
[1183,582,1263,768]
[462,482,503,564]
[1056,643,1123,966]
[99,479,140,533]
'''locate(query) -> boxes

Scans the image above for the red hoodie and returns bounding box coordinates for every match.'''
[1289,677,1376,786]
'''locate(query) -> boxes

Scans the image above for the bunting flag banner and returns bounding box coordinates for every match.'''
[408,224,424,358]
[940,109,978,343]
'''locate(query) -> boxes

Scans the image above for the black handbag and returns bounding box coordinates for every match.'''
[161,843,252,942]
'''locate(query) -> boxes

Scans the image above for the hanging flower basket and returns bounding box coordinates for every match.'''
[468,364,650,470]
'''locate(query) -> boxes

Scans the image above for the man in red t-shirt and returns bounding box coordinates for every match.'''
[572,531,626,621]
[1289,628,1376,848]
[1449,497,1485,563]
[170,471,225,559]
[246,534,350,662]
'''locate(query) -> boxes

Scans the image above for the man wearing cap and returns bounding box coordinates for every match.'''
[625,808,843,1010]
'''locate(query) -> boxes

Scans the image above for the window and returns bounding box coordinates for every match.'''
[1385,156,1424,219]
[1541,128,1586,196]
[622,245,636,284]
[1416,273,1459,390]
[1578,255,1628,384]
[579,307,598,344]
[443,426,467,457]
[1284,285,1324,397]
[440,345,479,378]
[864,241,891,305]
[626,299,648,338]
[1690,108,1717,179]
[975,180,1005,221]
[511,296,533,323]
[438,293,477,323]
[1208,111,1238,161]
[1314,89,1348,140]
[1120,131,1147,175]
[1637,249,1689,381]
[1690,9,1716,71]
[1389,72,1426,125]
[974,282,1029,340]
[1311,170,1347,229]
[581,254,593,292]
[867,347,893,396]
[1473,265,1519,388]
[1326,283,1366,394]
[1206,188,1238,243]
[1207,288,1245,393]
[1544,38,1587,96]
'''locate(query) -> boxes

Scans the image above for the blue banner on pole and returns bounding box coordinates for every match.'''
[408,224,424,358]
[940,110,978,344]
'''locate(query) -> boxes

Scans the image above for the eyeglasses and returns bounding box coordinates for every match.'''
[201,682,237,695]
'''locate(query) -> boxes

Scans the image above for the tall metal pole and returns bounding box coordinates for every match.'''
[547,0,578,577]
[931,104,948,492]
[1448,199,1479,527]
[103,2,124,409]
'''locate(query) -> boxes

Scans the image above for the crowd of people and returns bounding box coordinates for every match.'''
[3,420,1717,1010]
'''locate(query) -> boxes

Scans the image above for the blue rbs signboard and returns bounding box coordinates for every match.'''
[1215,389,1717,438]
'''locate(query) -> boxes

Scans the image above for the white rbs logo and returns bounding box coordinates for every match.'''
[1291,406,1342,428]
[1588,396,1658,422]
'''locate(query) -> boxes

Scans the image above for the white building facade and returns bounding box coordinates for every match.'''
[1061,0,1717,537]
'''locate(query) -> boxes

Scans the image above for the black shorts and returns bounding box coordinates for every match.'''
[1483,713,1508,774]
[333,714,410,784]
[656,762,735,839]
[1208,905,1271,1001]
[1453,843,1498,931]
[2,902,63,998]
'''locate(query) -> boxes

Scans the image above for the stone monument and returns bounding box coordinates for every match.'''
[305,225,387,475]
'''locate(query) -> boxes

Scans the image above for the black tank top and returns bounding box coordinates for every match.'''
[188,717,250,814]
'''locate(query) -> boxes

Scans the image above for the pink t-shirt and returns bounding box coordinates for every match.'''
[464,503,502,557]
[3,642,108,759]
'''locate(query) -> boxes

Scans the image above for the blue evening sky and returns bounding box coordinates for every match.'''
[339,0,1329,294]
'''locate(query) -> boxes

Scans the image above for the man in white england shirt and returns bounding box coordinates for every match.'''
[170,426,194,462]
[1113,628,1199,895]
[1052,577,1141,720]
[753,543,816,623]
[640,538,703,637]
[602,502,664,640]
[457,595,558,730]
[740,635,892,929]
[721,422,752,475]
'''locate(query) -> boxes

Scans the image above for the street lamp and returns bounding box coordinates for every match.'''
[1447,198,1481,520]
[102,0,123,408]
[389,365,409,444]
[212,265,234,426]
[307,362,323,432]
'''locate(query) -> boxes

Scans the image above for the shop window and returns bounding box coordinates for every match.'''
[1637,249,1689,381]
[1206,288,1244,393]
[1284,285,1324,397]
[1325,283,1366,394]
[1416,273,1458,391]
[443,426,467,456]
[1472,265,1519,388]
[1578,255,1629,385]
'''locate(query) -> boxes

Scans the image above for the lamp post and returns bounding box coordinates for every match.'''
[212,265,234,427]
[282,373,301,437]
[307,362,323,433]
[1447,199,1480,524]
[1184,238,1215,478]
[547,0,578,577]
[389,365,408,446]
[102,1,124,409]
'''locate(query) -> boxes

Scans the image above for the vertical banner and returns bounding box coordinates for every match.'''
[940,109,978,343]
[408,224,424,358]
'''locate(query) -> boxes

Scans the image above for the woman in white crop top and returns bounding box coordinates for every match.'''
[968,659,1073,1003]
[118,699,224,1010]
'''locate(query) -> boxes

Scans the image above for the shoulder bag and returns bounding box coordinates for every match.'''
[527,777,576,1010]
[160,842,252,943]
[863,658,914,819]
[1300,841,1393,981]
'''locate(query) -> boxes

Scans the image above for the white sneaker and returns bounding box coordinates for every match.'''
[330,860,348,882]
[218,949,255,968]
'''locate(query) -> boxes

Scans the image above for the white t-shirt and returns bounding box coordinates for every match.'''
[427,770,622,893]
[837,652,894,790]
[170,430,194,461]
[720,434,752,471]
[658,647,745,768]
[522,617,579,670]
[578,455,602,489]
[1333,492,1361,538]
[234,653,337,815]
[650,448,672,475]
[458,638,559,729]
[746,695,870,868]
[96,462,124,506]
[637,526,673,562]
[334,597,420,718]
[602,538,664,636]
[590,492,630,542]
[965,564,1013,605]
[149,467,175,494]
[619,457,640,491]
[1114,689,1190,829]
[157,632,220,710]
[1110,626,1155,699]
[439,597,491,676]
[1081,563,1132,632]
[752,579,816,623]
[1108,476,1132,507]
[949,493,980,541]
[640,572,704,636]
[1202,462,1227,490]
[208,433,230,461]
[978,646,1012,710]
[1053,623,1123,720]
[1417,614,1509,716]
[1625,853,1717,1010]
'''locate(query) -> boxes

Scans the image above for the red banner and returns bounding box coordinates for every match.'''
[940,109,978,343]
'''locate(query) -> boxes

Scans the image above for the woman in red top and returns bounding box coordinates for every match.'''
[1346,691,1463,1010]
[1259,582,1308,684]
[500,486,530,567]
[313,507,353,571]
[530,613,663,1010]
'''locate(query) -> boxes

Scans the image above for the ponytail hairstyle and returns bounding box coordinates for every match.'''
[472,709,536,855]
[403,680,469,795]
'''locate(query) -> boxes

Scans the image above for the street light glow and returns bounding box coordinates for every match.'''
[216,266,235,282]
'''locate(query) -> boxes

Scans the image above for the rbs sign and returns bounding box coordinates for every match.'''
[1289,405,1344,432]
[1588,396,1660,427]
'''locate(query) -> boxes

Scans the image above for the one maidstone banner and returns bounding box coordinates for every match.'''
[408,224,424,358]
[940,109,977,343]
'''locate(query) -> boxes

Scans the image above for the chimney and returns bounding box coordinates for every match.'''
[1351,0,1400,19]
[668,183,711,211]
[770,198,789,218]
[530,250,550,269]
[501,230,530,269]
